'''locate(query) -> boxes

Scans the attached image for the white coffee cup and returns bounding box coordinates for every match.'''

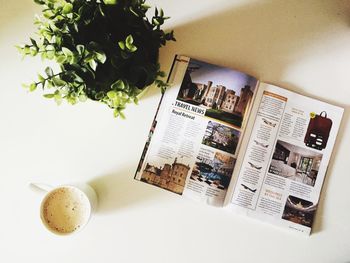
[30,183,98,235]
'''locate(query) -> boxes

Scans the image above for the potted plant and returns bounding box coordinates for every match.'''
[17,0,175,118]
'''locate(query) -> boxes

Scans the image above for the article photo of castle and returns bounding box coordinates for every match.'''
[177,59,258,128]
[202,121,240,154]
[190,152,236,190]
[140,158,190,195]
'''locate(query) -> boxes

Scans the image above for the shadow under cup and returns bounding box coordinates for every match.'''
[40,185,97,235]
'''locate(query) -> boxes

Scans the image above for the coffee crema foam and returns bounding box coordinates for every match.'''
[41,187,90,234]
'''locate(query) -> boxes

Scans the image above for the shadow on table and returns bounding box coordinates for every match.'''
[173,0,350,76]
[88,165,161,214]
[139,0,350,102]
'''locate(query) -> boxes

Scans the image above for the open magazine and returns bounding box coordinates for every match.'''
[134,55,343,235]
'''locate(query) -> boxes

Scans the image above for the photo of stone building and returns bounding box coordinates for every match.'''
[202,121,240,154]
[140,158,190,194]
[221,90,239,114]
[177,59,257,127]
[235,85,254,115]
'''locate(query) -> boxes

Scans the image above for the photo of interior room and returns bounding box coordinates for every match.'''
[268,140,323,187]
[282,195,317,228]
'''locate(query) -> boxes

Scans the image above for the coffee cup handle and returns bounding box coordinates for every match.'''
[29,183,54,194]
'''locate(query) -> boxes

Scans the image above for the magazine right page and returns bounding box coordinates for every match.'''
[227,83,344,235]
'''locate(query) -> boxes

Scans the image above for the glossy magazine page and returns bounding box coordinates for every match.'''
[227,83,344,235]
[135,55,259,206]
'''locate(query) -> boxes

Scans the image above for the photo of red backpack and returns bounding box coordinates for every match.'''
[304,111,332,150]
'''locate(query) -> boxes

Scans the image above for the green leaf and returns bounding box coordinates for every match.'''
[158,71,166,78]
[134,97,139,105]
[152,18,160,26]
[129,7,139,17]
[46,79,53,88]
[111,79,125,90]
[46,50,55,59]
[73,73,84,83]
[141,4,151,9]
[83,53,94,63]
[119,112,125,119]
[67,96,77,105]
[30,47,38,56]
[34,0,45,4]
[84,65,96,79]
[43,94,55,98]
[56,55,66,64]
[103,0,117,5]
[45,67,53,77]
[52,78,66,86]
[15,45,23,53]
[112,96,120,106]
[43,10,54,19]
[88,59,97,71]
[73,22,79,33]
[33,14,41,24]
[125,41,132,51]
[62,3,73,14]
[128,45,137,52]
[41,52,47,61]
[95,51,106,63]
[79,94,87,102]
[29,83,37,92]
[54,93,62,105]
[126,35,133,45]
[118,41,125,50]
[38,74,45,82]
[56,36,62,46]
[98,5,105,16]
[30,38,37,47]
[62,47,73,57]
[70,73,83,83]
[76,45,84,55]
[95,91,104,100]
[21,83,29,89]
[70,54,79,64]
[107,90,117,99]
[24,45,30,54]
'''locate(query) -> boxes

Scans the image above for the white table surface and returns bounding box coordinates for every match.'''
[1,0,350,262]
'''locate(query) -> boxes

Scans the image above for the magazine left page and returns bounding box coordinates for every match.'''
[134,55,259,206]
